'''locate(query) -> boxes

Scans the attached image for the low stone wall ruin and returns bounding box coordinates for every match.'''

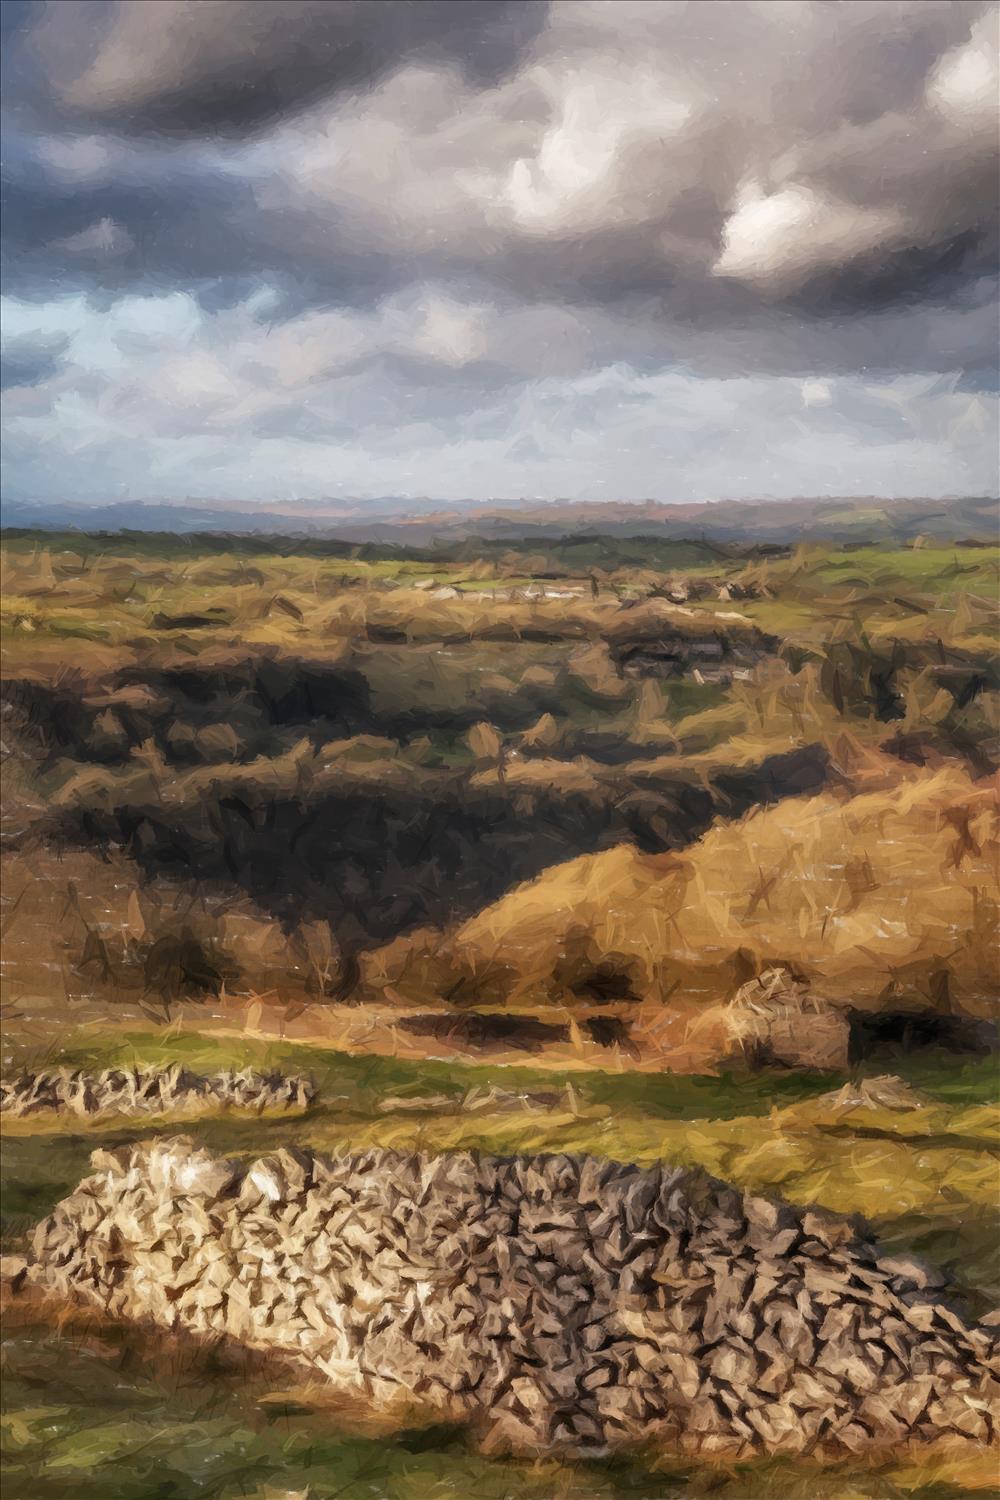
[27,1138,999,1458]
[0,1065,315,1119]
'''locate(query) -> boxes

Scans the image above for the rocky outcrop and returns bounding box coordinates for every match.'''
[0,1065,315,1119]
[27,1140,999,1458]
[720,968,852,1070]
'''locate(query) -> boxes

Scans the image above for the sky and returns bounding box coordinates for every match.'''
[1,0,998,507]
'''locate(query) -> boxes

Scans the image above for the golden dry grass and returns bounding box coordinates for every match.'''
[0,846,344,1025]
[366,765,1000,1015]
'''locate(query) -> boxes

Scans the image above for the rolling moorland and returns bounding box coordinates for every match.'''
[1,516,999,1499]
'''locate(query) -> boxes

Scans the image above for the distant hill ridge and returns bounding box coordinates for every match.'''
[3,494,996,546]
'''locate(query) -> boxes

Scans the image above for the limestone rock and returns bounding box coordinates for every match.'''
[23,1140,999,1461]
[0,1065,316,1120]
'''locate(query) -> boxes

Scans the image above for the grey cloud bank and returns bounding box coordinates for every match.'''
[1,0,998,505]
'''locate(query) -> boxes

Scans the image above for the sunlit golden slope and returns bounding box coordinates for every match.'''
[367,766,999,1015]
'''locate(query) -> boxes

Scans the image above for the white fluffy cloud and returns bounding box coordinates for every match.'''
[928,11,1000,126]
[3,284,997,504]
[712,186,906,291]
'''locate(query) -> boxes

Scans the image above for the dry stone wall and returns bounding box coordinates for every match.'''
[1,1066,315,1119]
[27,1138,999,1458]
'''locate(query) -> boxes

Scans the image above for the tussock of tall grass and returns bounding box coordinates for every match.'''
[365,765,999,1015]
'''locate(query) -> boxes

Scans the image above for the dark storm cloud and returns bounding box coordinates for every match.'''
[0,139,403,312]
[20,0,546,133]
